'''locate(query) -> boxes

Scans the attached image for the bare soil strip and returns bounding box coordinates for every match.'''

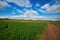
[43,22,60,40]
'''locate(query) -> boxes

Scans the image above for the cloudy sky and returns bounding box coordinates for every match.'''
[0,0,60,21]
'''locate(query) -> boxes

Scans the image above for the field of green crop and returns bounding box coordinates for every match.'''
[0,20,48,40]
[50,21,60,25]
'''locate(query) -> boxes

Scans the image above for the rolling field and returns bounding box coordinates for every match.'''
[0,20,48,40]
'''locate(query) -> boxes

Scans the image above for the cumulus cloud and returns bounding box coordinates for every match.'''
[46,4,60,13]
[0,15,60,21]
[41,4,50,9]
[41,16,60,21]
[16,9,24,14]
[0,1,11,9]
[36,3,40,6]
[7,0,32,7]
[0,16,8,18]
[40,0,60,13]
[24,10,39,16]
[0,0,60,21]
[55,0,60,4]
[12,10,40,20]
[0,10,60,21]
[0,10,43,20]
[12,8,24,14]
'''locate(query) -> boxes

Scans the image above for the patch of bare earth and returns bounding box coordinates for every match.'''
[42,22,60,40]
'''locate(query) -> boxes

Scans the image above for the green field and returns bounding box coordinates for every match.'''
[50,21,60,25]
[0,20,48,40]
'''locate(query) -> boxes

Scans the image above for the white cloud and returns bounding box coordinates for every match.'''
[0,10,59,21]
[16,9,24,14]
[0,15,60,21]
[0,1,11,9]
[24,10,39,16]
[41,4,50,9]
[0,16,8,18]
[2,10,44,20]
[40,0,60,13]
[39,9,45,13]
[12,11,16,14]
[12,8,24,14]
[36,3,40,6]
[18,10,40,20]
[55,0,60,4]
[7,0,32,7]
[46,4,60,13]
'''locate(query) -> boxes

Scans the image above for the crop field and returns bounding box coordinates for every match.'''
[43,21,60,40]
[51,21,60,25]
[50,21,60,27]
[0,20,48,40]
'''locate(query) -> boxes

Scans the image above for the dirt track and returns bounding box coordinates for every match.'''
[43,22,60,40]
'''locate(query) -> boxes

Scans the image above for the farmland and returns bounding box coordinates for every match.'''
[0,20,48,40]
[43,21,60,40]
[50,21,60,27]
[51,21,60,25]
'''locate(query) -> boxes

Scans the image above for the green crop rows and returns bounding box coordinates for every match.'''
[0,20,48,40]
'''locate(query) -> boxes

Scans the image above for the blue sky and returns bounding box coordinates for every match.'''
[0,0,60,21]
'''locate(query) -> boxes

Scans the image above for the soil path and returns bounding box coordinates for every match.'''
[43,21,60,40]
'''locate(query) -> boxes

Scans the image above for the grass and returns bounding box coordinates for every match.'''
[0,20,48,40]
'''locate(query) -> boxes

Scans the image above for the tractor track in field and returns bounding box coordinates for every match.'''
[42,21,60,40]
